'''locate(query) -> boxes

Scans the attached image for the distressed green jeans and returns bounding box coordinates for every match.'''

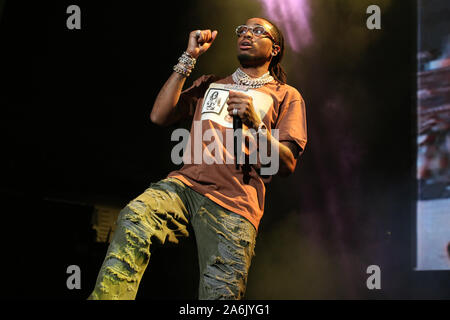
[88,177,257,300]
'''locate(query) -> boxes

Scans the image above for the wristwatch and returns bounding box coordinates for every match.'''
[257,122,267,134]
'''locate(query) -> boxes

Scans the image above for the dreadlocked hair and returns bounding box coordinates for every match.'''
[262,18,287,84]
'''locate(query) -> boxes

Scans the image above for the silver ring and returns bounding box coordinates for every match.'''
[233,108,238,116]
[195,30,201,38]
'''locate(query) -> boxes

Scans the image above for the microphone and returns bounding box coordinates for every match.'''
[233,115,242,170]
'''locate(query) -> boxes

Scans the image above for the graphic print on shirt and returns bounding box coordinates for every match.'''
[201,88,228,115]
[201,83,273,129]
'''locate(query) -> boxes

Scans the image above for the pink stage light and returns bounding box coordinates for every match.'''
[259,0,313,52]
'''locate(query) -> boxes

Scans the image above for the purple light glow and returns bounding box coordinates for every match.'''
[259,0,313,52]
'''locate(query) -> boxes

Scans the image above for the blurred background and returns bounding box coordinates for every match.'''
[0,0,449,299]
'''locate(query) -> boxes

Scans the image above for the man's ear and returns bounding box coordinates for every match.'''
[272,44,281,56]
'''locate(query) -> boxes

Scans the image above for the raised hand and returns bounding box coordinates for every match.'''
[186,29,218,59]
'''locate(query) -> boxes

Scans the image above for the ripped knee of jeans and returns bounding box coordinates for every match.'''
[201,241,251,300]
[101,203,154,283]
[124,199,188,246]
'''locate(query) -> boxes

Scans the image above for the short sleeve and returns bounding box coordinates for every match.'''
[177,74,218,118]
[274,91,307,157]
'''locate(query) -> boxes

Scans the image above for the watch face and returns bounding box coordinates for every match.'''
[259,123,267,131]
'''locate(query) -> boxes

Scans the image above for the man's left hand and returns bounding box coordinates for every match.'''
[227,91,261,130]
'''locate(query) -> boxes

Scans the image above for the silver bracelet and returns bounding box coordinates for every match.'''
[173,51,196,77]
[173,63,191,77]
[178,52,196,68]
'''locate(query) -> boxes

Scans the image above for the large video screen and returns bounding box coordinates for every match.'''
[416,0,450,270]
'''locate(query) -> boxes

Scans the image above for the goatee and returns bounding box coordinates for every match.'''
[237,53,266,68]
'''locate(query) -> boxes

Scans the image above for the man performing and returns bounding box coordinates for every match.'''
[88,17,307,300]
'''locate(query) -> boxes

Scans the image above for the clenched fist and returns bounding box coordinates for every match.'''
[186,29,218,59]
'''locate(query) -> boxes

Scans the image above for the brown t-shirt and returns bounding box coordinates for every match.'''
[167,74,307,230]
